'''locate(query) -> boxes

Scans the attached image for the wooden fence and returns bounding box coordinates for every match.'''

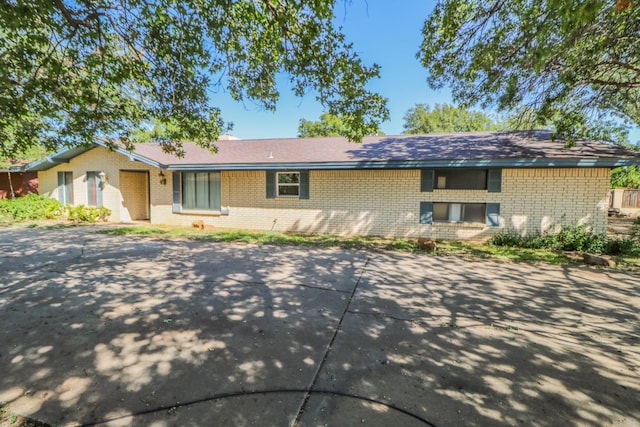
[622,189,640,209]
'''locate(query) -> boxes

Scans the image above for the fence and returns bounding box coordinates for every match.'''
[622,189,640,209]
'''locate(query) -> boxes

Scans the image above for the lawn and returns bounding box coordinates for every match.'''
[96,224,640,269]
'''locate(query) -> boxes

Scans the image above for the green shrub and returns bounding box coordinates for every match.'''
[630,217,640,242]
[490,225,638,256]
[549,226,605,252]
[66,205,111,223]
[487,231,525,247]
[605,237,639,256]
[0,193,64,220]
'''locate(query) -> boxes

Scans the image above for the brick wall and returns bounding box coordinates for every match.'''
[158,168,610,240]
[39,147,167,222]
[37,147,611,240]
[501,168,610,237]
[0,171,38,199]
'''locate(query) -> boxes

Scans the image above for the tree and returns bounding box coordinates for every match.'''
[611,166,640,189]
[0,1,389,159]
[298,112,385,138]
[1,144,50,199]
[403,103,501,134]
[419,1,640,141]
[298,112,385,137]
[298,113,348,138]
[0,145,49,170]
[611,141,640,188]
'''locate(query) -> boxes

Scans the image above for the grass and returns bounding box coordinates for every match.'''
[97,224,621,267]
[0,405,49,427]
[4,221,638,269]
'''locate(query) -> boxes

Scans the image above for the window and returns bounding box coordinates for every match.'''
[265,170,309,199]
[421,169,501,192]
[180,171,221,211]
[433,202,486,223]
[57,171,73,205]
[277,172,300,197]
[86,171,103,207]
[420,202,500,226]
[435,170,487,190]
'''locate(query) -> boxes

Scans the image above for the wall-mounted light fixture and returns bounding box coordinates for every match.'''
[98,171,108,189]
[159,170,167,185]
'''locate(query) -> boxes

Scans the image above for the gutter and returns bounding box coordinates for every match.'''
[164,157,640,171]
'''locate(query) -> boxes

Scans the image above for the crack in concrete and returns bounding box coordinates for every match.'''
[347,309,418,323]
[291,255,371,427]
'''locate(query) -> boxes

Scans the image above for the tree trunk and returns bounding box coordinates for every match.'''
[7,170,15,199]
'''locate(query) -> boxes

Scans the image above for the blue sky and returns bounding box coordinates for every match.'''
[214,1,639,144]
[215,0,443,139]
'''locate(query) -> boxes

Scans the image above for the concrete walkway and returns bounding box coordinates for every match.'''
[0,226,639,426]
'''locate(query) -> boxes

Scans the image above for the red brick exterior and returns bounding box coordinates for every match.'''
[0,171,38,199]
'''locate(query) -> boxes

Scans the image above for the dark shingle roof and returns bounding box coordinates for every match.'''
[26,130,640,171]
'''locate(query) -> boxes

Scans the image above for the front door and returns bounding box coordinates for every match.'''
[119,170,149,221]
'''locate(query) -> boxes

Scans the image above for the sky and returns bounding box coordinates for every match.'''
[214,0,444,140]
[212,0,639,143]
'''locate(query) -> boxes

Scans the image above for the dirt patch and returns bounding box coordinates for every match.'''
[0,407,48,427]
[608,216,637,237]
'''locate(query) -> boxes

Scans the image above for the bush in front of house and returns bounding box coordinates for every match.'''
[489,225,639,256]
[66,205,111,223]
[0,193,64,220]
[630,217,640,242]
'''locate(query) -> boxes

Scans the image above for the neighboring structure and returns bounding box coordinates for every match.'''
[0,169,38,199]
[25,131,640,240]
[609,188,640,217]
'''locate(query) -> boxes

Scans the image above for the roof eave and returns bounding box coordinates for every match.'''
[165,157,640,171]
[25,141,167,171]
[90,140,168,169]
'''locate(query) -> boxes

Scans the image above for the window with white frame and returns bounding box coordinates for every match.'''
[433,202,486,223]
[277,172,300,197]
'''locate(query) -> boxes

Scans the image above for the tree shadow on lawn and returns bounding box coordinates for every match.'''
[0,228,639,426]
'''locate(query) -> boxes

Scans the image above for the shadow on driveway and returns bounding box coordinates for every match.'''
[0,227,638,426]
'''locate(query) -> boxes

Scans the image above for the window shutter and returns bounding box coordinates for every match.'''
[95,173,103,208]
[487,169,502,192]
[421,169,434,192]
[172,171,182,213]
[299,170,309,199]
[65,172,73,204]
[57,172,64,203]
[419,202,433,224]
[87,172,95,205]
[266,171,276,198]
[486,203,500,226]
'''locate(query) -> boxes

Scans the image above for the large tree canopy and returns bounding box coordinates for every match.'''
[0,0,388,158]
[403,103,501,134]
[419,0,640,141]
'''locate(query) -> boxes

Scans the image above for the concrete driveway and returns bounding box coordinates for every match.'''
[0,226,639,427]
